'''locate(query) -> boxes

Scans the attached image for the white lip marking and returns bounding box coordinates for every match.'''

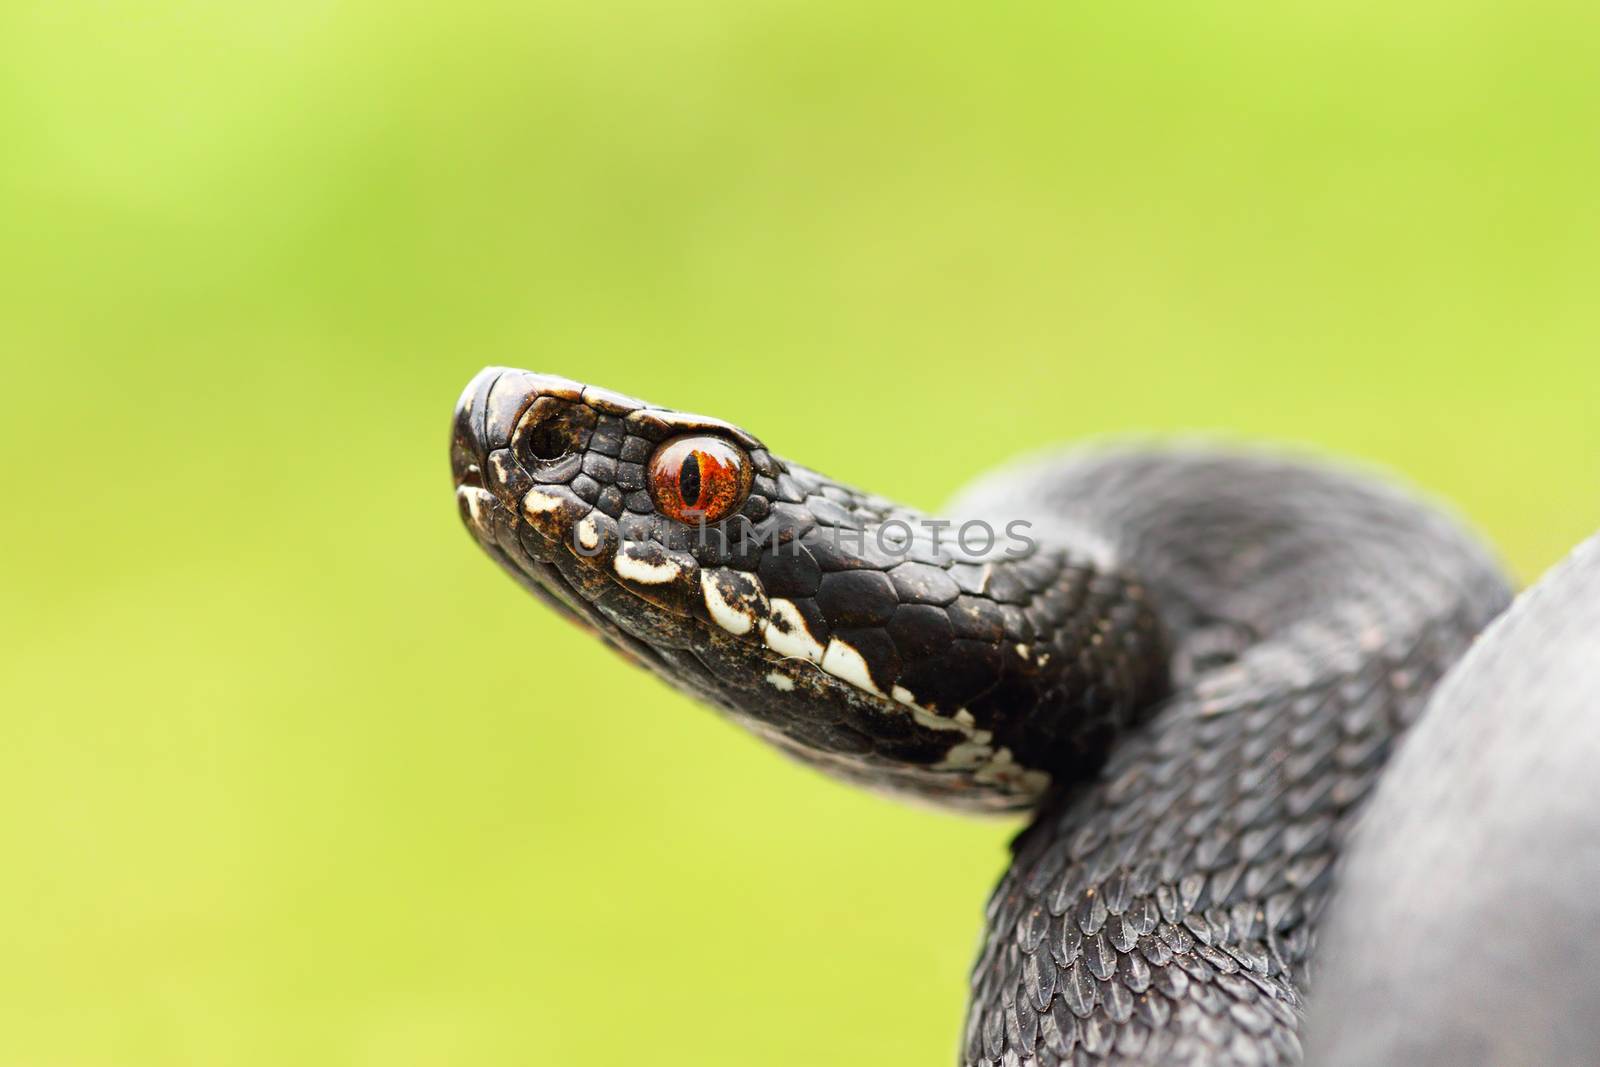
[457,486,491,529]
[677,561,1051,799]
[762,598,826,664]
[821,638,884,696]
[761,603,1053,797]
[522,488,565,516]
[890,687,980,737]
[488,451,518,490]
[576,516,600,551]
[972,747,1050,793]
[904,707,1047,795]
[701,570,767,635]
[937,739,992,770]
[910,703,976,736]
[614,547,682,585]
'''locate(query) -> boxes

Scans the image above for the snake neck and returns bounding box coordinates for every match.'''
[847,534,1173,804]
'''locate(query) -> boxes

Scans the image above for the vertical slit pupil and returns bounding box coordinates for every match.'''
[678,454,702,509]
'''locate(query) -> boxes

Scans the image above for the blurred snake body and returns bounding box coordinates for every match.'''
[450,367,1600,1066]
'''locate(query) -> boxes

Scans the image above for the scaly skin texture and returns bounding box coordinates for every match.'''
[948,452,1509,1065]
[450,369,1513,1065]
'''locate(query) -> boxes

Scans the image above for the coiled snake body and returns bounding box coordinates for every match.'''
[450,367,1600,1066]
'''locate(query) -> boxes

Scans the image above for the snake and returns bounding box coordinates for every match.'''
[448,366,1600,1066]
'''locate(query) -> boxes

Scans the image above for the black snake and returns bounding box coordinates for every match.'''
[449,366,1600,1066]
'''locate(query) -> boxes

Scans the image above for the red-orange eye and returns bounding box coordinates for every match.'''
[647,435,752,524]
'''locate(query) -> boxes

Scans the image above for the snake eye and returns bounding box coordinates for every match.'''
[647,435,752,524]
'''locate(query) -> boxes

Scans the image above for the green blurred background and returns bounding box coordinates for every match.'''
[2,2,1598,1064]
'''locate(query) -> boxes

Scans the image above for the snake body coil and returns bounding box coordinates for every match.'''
[450,367,1597,1065]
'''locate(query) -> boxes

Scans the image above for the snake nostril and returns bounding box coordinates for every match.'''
[511,396,598,480]
[524,422,571,462]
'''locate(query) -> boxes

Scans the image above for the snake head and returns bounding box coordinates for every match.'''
[452,367,1165,810]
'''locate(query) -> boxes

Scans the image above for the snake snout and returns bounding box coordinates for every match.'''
[450,367,502,487]
[451,366,599,544]
[451,367,505,540]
